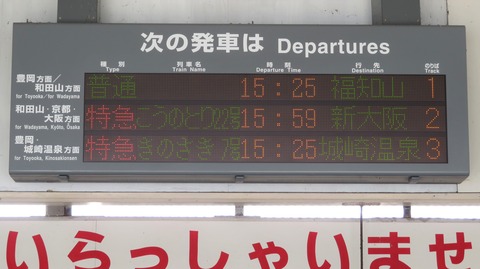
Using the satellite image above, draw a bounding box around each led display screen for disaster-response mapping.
[84,74,447,163]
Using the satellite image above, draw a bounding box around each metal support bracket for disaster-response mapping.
[58,0,99,23]
[403,203,412,218]
[235,204,245,217]
[46,205,71,217]
[372,0,421,25]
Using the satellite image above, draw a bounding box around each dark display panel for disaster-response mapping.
[84,73,447,163]
[10,24,469,183]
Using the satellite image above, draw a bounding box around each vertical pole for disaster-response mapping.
[360,204,364,269]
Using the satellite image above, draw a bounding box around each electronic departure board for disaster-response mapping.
[9,24,469,183]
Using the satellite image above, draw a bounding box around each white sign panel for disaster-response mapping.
[364,220,480,269]
[0,219,360,268]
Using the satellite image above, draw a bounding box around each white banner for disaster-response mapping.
[0,219,360,268]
